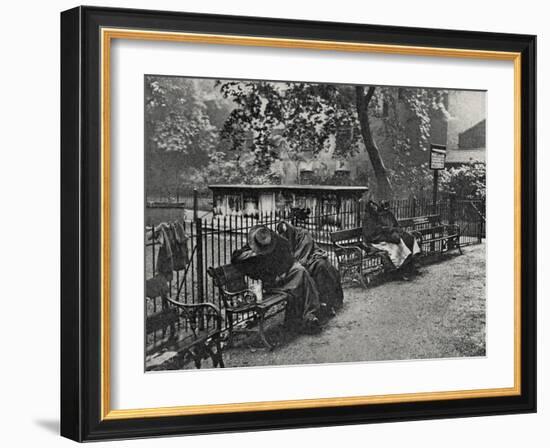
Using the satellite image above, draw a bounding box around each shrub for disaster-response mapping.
[439,163,486,199]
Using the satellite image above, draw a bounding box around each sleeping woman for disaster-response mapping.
[276,221,344,316]
[362,200,421,278]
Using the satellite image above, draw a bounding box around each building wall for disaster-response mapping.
[274,144,357,185]
[447,90,487,149]
[459,119,486,149]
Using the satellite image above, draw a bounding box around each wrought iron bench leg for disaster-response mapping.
[258,311,273,350]
[214,337,225,367]
[457,236,463,254]
[192,351,202,369]
[227,313,235,348]
[206,339,225,368]
[446,235,462,255]
[357,262,368,289]
[356,269,368,289]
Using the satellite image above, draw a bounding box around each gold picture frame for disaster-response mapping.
[61,6,536,441]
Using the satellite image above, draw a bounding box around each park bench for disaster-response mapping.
[329,228,386,288]
[398,214,462,256]
[145,297,224,371]
[330,213,461,287]
[208,264,288,350]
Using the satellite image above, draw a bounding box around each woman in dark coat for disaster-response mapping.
[231,225,321,332]
[276,221,344,315]
[362,200,421,275]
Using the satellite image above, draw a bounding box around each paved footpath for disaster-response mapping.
[218,244,486,369]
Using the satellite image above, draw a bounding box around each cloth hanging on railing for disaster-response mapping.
[149,221,191,285]
[156,225,174,281]
[169,221,190,271]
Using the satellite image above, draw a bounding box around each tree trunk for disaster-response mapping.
[355,86,393,200]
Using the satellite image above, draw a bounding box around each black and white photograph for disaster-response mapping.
[144,75,487,371]
[0,0,542,443]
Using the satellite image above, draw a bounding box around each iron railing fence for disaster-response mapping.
[145,195,485,350]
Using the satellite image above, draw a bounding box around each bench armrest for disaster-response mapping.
[163,297,223,331]
[334,242,363,254]
[219,287,258,310]
[334,243,364,263]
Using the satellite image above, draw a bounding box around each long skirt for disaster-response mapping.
[305,257,344,311]
[267,262,321,326]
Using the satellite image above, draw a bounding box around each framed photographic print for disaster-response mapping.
[60,6,536,441]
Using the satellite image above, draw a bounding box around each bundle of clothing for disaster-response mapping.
[146,221,190,299]
[362,200,421,274]
[231,225,322,333]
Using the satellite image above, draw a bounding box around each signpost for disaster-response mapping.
[430,144,447,211]
[430,144,446,252]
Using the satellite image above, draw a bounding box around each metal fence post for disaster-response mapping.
[477,203,483,243]
[194,190,204,303]
[193,189,205,330]
[449,194,457,226]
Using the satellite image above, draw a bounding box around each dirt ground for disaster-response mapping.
[219,243,486,368]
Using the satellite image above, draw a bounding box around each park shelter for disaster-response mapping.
[209,184,368,217]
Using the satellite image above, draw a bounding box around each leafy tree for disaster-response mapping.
[373,87,449,195]
[190,150,280,189]
[217,80,449,199]
[355,86,392,198]
[440,164,486,199]
[145,77,217,193]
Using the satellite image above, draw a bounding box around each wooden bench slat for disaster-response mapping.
[330,227,362,242]
[421,236,459,244]
[257,292,287,309]
[398,214,441,228]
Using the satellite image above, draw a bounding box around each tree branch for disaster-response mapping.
[365,86,375,106]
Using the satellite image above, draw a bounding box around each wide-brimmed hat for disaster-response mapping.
[248,225,276,255]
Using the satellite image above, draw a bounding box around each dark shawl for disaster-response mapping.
[277,221,326,267]
[231,230,320,322]
[362,202,416,251]
[278,222,343,309]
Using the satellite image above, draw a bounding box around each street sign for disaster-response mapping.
[430,144,447,170]
[429,144,447,218]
